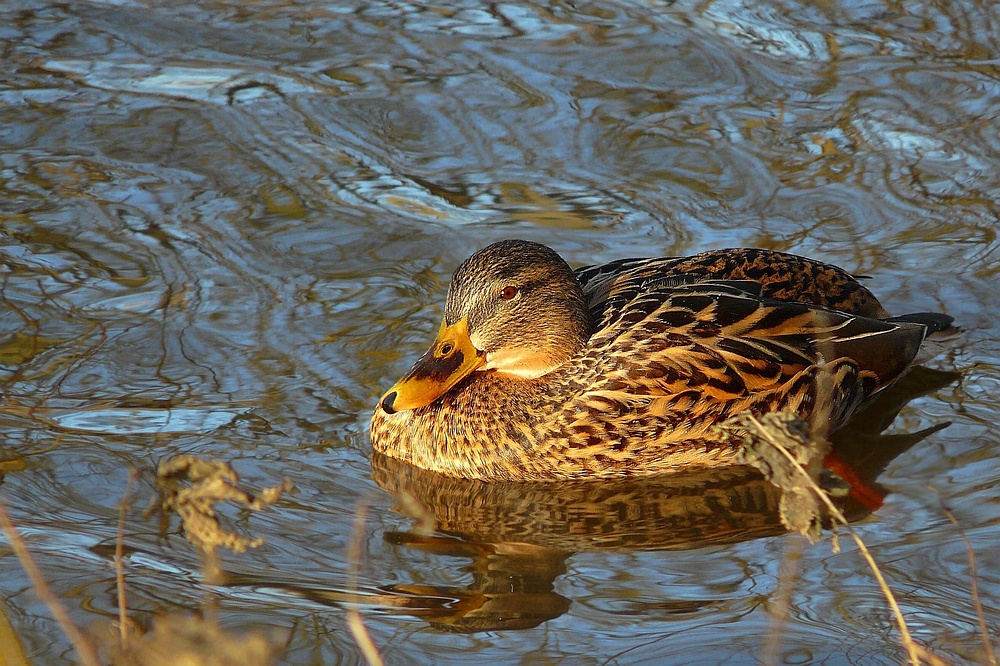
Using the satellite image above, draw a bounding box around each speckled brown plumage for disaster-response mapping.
[370,240,953,482]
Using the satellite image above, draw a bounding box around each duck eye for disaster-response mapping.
[439,343,454,355]
[500,285,518,300]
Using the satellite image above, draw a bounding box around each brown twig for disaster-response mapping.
[116,469,140,644]
[346,497,385,666]
[938,499,997,666]
[762,537,805,665]
[0,496,101,666]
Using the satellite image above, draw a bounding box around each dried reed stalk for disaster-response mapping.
[761,538,806,665]
[116,470,140,644]
[940,504,997,666]
[0,497,101,666]
[346,497,385,666]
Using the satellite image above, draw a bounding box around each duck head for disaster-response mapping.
[379,240,593,414]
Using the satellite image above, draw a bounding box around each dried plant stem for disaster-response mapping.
[116,470,139,644]
[745,414,922,666]
[762,538,805,666]
[940,504,997,666]
[0,497,101,666]
[346,497,384,666]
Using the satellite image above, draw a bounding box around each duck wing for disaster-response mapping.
[565,283,949,458]
[575,248,892,325]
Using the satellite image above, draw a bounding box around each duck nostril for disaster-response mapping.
[381,391,398,414]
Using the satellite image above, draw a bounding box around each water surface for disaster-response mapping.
[1,0,999,664]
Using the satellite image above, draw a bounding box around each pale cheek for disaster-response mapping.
[469,330,486,350]
[482,349,554,379]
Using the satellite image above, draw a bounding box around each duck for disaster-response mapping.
[369,240,954,482]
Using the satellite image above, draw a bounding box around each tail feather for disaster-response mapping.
[886,312,960,365]
[886,312,954,334]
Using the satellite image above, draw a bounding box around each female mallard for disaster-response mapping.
[370,240,953,482]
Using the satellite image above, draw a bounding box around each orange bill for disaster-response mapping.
[380,317,485,414]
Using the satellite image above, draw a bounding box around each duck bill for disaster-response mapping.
[379,317,485,414]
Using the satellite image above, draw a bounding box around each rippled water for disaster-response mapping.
[1,0,998,663]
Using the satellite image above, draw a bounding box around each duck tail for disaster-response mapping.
[886,312,961,365]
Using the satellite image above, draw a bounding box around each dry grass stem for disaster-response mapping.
[346,497,385,666]
[939,503,997,666]
[761,538,805,666]
[116,470,140,644]
[729,412,924,666]
[0,497,101,666]
[395,491,436,536]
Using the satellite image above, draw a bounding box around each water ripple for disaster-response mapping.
[0,0,997,663]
